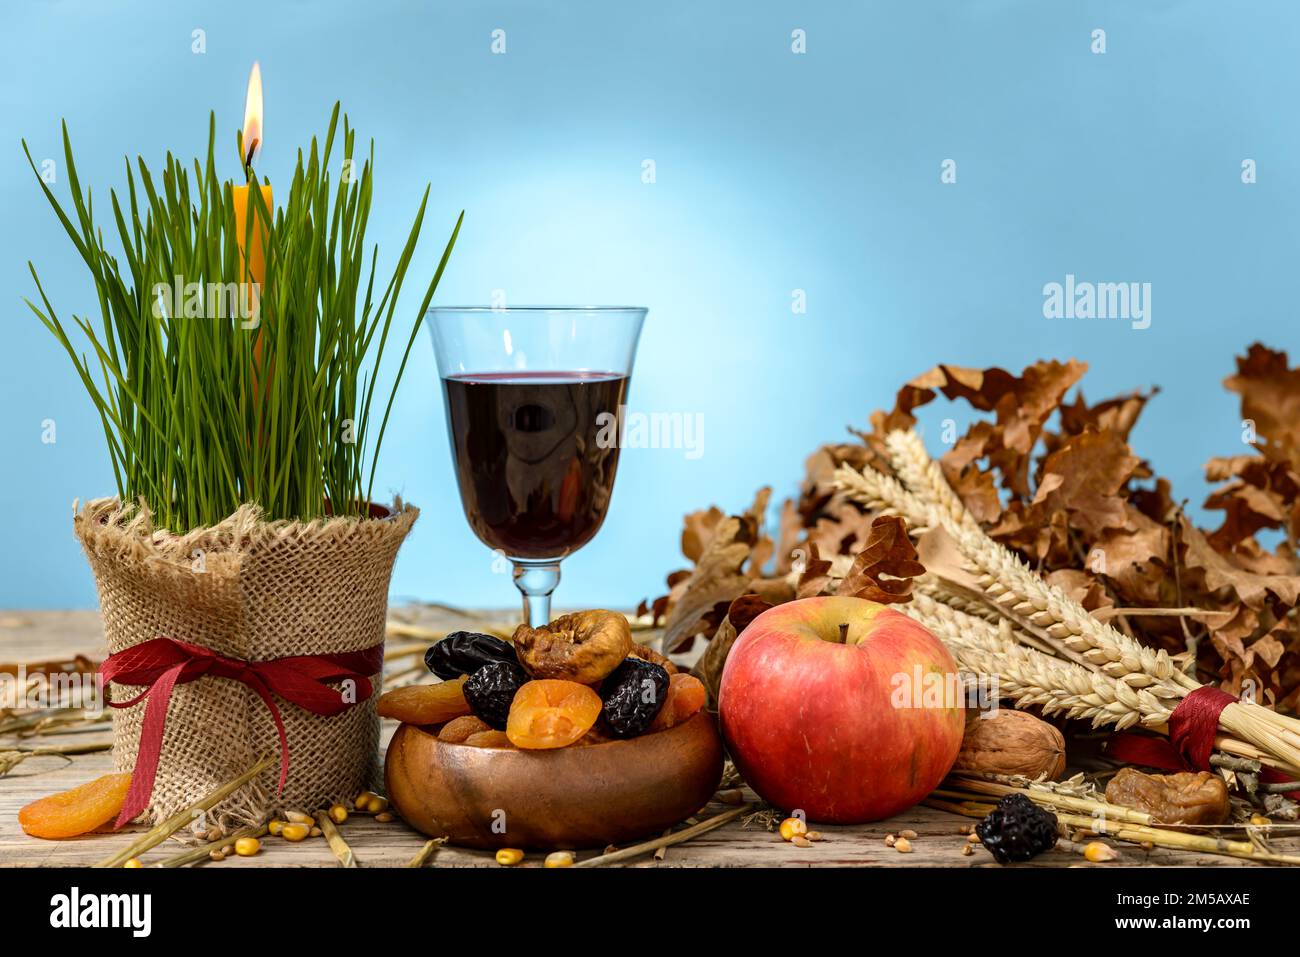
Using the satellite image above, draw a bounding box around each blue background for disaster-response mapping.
[3,0,1298,611]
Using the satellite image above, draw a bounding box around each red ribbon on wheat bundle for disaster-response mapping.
[1106,686,1294,783]
[99,636,384,828]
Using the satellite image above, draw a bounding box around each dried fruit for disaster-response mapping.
[463,660,527,730]
[464,730,513,748]
[600,658,669,738]
[647,673,707,732]
[377,676,471,725]
[953,710,1067,781]
[779,817,808,841]
[975,793,1059,864]
[438,714,493,743]
[513,610,633,683]
[425,632,518,680]
[496,848,524,866]
[1104,768,1229,825]
[627,643,678,675]
[506,680,603,750]
[18,772,132,839]
[791,835,812,848]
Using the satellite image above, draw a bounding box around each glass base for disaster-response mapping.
[512,560,561,628]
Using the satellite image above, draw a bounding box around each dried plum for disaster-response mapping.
[600,658,670,738]
[425,631,518,681]
[463,660,527,730]
[975,793,1059,864]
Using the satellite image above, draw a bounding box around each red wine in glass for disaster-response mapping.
[442,372,630,559]
[427,306,646,627]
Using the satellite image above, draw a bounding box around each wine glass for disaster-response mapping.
[426,306,646,627]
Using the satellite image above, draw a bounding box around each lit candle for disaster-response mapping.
[233,62,272,288]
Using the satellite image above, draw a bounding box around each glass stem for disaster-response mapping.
[512,561,561,628]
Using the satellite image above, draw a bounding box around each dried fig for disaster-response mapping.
[628,642,678,675]
[1104,768,1229,825]
[952,709,1067,781]
[512,610,633,683]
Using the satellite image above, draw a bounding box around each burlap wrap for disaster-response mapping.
[73,497,418,831]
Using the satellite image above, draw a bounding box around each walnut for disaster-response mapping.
[952,709,1067,780]
[1104,768,1229,825]
[512,610,633,683]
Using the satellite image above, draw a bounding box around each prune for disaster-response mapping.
[506,679,603,749]
[463,660,527,730]
[19,773,132,838]
[377,676,471,725]
[512,610,632,683]
[975,793,1059,864]
[600,658,670,738]
[425,631,518,680]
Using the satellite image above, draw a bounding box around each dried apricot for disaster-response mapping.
[506,679,602,749]
[438,714,492,743]
[464,730,513,748]
[512,610,632,684]
[648,673,707,732]
[377,676,471,725]
[19,773,132,839]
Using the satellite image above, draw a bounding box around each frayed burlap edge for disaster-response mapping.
[75,497,417,833]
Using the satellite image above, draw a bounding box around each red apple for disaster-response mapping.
[718,596,964,823]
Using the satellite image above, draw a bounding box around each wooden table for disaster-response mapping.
[0,608,1279,868]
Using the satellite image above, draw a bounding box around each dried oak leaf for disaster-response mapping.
[1032,430,1140,538]
[1224,343,1300,469]
[665,512,759,655]
[835,515,926,604]
[691,594,775,711]
[1054,388,1157,447]
[1181,524,1300,610]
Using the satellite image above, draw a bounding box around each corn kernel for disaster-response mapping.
[544,851,574,868]
[495,848,525,866]
[778,817,808,841]
[123,858,143,869]
[268,819,285,836]
[894,837,913,853]
[375,812,394,823]
[234,837,261,857]
[1083,840,1119,862]
[208,849,226,862]
[280,823,310,842]
[328,804,348,825]
[285,810,313,825]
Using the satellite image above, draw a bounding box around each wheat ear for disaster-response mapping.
[905,591,1172,731]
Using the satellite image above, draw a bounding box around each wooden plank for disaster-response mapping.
[0,609,1291,867]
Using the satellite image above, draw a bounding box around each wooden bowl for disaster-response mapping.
[384,711,724,849]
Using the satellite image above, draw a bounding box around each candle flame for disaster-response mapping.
[241,62,264,168]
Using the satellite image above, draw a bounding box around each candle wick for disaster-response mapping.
[243,138,259,181]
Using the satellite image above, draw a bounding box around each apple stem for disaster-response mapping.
[838,622,849,643]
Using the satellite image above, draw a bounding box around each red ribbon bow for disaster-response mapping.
[1106,686,1293,784]
[99,636,384,828]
